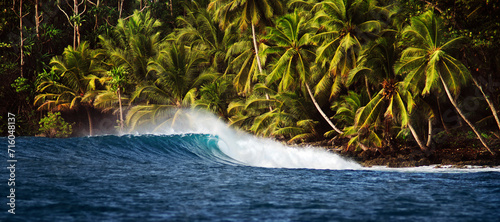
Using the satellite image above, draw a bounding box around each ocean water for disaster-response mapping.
[2,111,500,221]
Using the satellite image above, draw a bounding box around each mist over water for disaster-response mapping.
[127,109,361,170]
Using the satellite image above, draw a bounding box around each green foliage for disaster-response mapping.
[11,77,31,93]
[108,66,128,91]
[264,10,316,92]
[34,42,105,111]
[310,0,393,98]
[195,76,234,118]
[209,0,285,30]
[11,0,496,151]
[38,112,73,138]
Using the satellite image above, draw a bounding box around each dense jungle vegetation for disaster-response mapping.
[1,0,499,155]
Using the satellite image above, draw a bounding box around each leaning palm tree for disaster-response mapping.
[34,42,105,136]
[396,10,495,155]
[264,10,344,134]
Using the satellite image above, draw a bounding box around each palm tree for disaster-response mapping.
[396,10,495,155]
[349,79,430,153]
[208,0,284,74]
[94,66,129,133]
[311,0,391,98]
[126,44,205,130]
[224,37,266,95]
[194,76,234,118]
[34,42,105,136]
[348,35,398,99]
[99,10,162,84]
[227,86,318,142]
[346,35,430,153]
[174,1,235,73]
[264,10,344,134]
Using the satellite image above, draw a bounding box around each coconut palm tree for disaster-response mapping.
[126,44,206,130]
[348,79,430,153]
[348,35,398,99]
[99,10,162,83]
[264,10,344,134]
[396,10,495,155]
[208,0,284,74]
[227,86,317,142]
[346,35,431,153]
[174,1,235,73]
[194,76,234,119]
[224,37,267,95]
[94,65,129,133]
[34,42,105,136]
[311,0,391,98]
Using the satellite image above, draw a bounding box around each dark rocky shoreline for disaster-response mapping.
[298,130,500,168]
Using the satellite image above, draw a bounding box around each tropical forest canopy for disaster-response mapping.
[1,0,499,154]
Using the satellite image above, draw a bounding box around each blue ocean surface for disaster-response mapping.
[2,121,500,221]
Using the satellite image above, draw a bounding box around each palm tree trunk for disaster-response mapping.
[471,76,500,133]
[169,0,173,16]
[119,0,124,19]
[305,83,343,134]
[408,121,429,154]
[19,0,24,78]
[251,23,272,112]
[440,76,495,155]
[251,23,263,73]
[85,106,93,136]
[35,0,40,39]
[436,95,450,133]
[426,117,432,147]
[118,87,124,133]
[72,0,77,48]
[365,76,372,100]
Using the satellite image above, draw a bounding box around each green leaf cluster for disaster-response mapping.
[38,112,73,138]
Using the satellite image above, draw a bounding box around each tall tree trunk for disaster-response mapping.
[19,0,24,77]
[85,106,93,136]
[306,83,343,134]
[436,95,450,133]
[119,0,124,19]
[118,87,124,133]
[426,117,433,147]
[251,23,263,73]
[169,0,173,16]
[408,121,429,154]
[74,0,80,47]
[35,0,40,39]
[440,75,495,155]
[472,76,500,133]
[251,23,272,112]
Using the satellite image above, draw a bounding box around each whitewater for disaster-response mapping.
[1,109,500,221]
[127,109,361,170]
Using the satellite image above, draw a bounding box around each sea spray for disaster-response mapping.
[128,108,361,170]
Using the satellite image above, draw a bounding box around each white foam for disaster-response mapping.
[129,108,361,170]
[129,109,500,172]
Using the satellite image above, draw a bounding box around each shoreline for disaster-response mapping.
[297,137,500,168]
